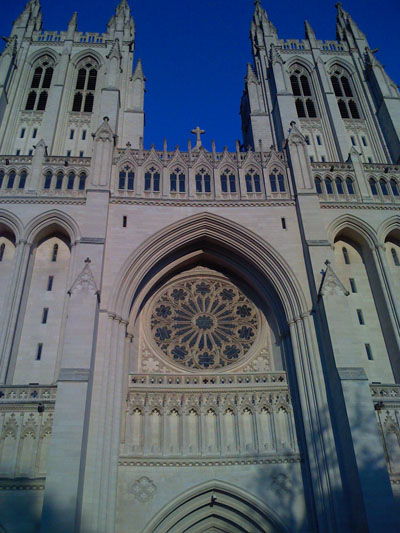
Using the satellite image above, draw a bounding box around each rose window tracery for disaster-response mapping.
[150,276,260,370]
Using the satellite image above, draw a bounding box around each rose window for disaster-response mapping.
[150,276,260,370]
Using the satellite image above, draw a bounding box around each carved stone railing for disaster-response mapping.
[0,385,56,485]
[121,373,300,466]
[371,384,400,485]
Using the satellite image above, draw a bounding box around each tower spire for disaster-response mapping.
[335,2,368,49]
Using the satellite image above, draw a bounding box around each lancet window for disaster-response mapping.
[220,169,237,193]
[269,168,286,193]
[144,166,161,192]
[25,56,54,111]
[290,66,317,118]
[170,168,185,193]
[195,168,211,193]
[118,165,135,191]
[330,67,360,119]
[245,168,261,193]
[72,59,98,113]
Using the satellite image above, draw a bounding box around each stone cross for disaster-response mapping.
[191,126,205,149]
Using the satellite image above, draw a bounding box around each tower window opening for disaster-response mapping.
[144,167,161,192]
[349,278,357,293]
[82,130,87,140]
[42,308,49,324]
[52,244,58,262]
[32,128,38,139]
[123,216,127,228]
[290,67,318,118]
[391,248,400,266]
[331,68,361,120]
[25,59,54,111]
[36,343,43,361]
[357,309,365,325]
[365,344,373,360]
[47,276,54,291]
[342,247,350,265]
[281,217,287,229]
[0,243,5,262]
[72,62,98,113]
[195,168,211,194]
[70,129,74,140]
[20,128,26,139]
[19,171,27,189]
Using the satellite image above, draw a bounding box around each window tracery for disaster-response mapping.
[330,66,360,119]
[118,164,135,191]
[170,168,185,193]
[220,169,236,193]
[149,275,260,370]
[290,66,317,119]
[72,59,98,113]
[144,166,160,192]
[269,168,286,193]
[195,168,211,193]
[25,56,54,111]
[245,168,261,193]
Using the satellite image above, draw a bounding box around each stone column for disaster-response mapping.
[0,239,32,383]
[40,259,99,533]
[337,367,399,532]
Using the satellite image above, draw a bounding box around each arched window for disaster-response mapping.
[55,171,63,190]
[325,177,333,195]
[391,248,400,266]
[342,247,350,265]
[67,172,75,190]
[290,66,317,118]
[18,171,27,189]
[25,57,54,111]
[78,172,87,191]
[7,171,16,189]
[269,173,277,192]
[144,166,161,192]
[269,168,286,193]
[44,171,52,189]
[72,59,98,113]
[315,177,322,194]
[346,177,355,195]
[0,243,5,262]
[369,178,378,196]
[194,168,211,193]
[51,243,58,262]
[380,179,389,196]
[335,177,344,195]
[170,168,185,193]
[390,179,399,197]
[330,67,360,119]
[118,165,135,191]
[220,169,236,193]
[0,170,4,189]
[245,168,261,193]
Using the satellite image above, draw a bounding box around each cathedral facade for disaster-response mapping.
[0,1,400,531]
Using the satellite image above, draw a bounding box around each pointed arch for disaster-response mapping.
[142,479,288,533]
[327,214,377,249]
[0,210,23,243]
[23,210,81,246]
[377,216,400,245]
[70,50,104,69]
[109,213,307,327]
[26,49,59,67]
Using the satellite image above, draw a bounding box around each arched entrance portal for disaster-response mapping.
[84,214,344,533]
[142,482,287,533]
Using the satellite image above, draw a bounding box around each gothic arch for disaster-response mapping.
[70,50,104,69]
[327,214,377,249]
[325,58,356,77]
[377,216,400,245]
[23,210,81,246]
[0,209,23,242]
[26,48,59,67]
[142,480,288,533]
[109,212,308,325]
[285,57,314,74]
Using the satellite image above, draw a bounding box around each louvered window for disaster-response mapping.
[72,61,98,113]
[25,58,54,111]
[330,68,361,120]
[290,67,318,119]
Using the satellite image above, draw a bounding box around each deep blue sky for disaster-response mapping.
[1,0,399,150]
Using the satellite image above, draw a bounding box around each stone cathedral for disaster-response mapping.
[0,0,400,531]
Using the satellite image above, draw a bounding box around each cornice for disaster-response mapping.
[119,455,302,468]
[110,198,295,208]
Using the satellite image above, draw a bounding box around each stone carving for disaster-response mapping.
[319,260,350,297]
[68,258,98,295]
[131,476,157,502]
[150,275,260,370]
[272,473,293,496]
[241,348,270,373]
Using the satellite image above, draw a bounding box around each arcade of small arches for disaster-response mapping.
[116,163,288,196]
[0,168,88,193]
